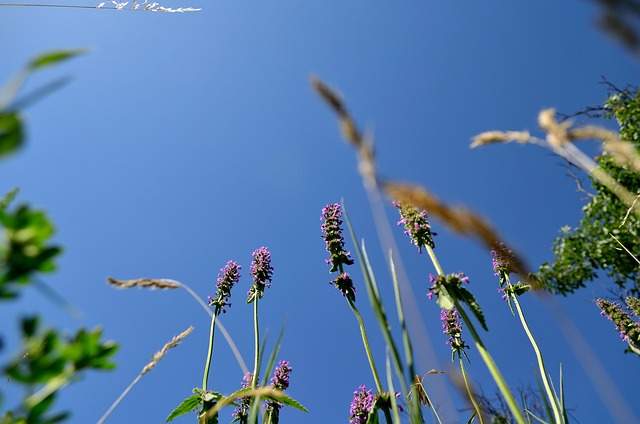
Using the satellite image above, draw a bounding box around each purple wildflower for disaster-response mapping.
[232,372,256,423]
[209,260,241,315]
[332,272,357,303]
[441,308,470,361]
[247,246,273,303]
[596,298,640,350]
[265,360,293,420]
[490,243,513,287]
[349,385,374,424]
[321,203,355,273]
[321,204,357,301]
[270,360,292,391]
[393,201,435,253]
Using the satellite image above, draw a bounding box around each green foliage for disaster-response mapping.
[0,50,119,424]
[0,113,24,158]
[2,316,117,423]
[0,201,62,299]
[538,86,640,297]
[166,392,206,422]
[27,49,87,72]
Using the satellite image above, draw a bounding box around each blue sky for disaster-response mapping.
[1,1,639,423]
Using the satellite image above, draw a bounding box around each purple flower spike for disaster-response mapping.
[233,372,256,421]
[596,298,640,350]
[393,201,435,253]
[441,308,470,361]
[247,246,274,303]
[490,243,513,287]
[321,203,355,273]
[209,260,241,315]
[270,360,292,391]
[321,203,357,301]
[349,385,374,424]
[265,360,293,416]
[332,272,357,303]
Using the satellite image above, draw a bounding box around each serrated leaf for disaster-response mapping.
[166,394,202,422]
[28,49,87,72]
[454,286,488,331]
[0,112,23,158]
[274,394,308,412]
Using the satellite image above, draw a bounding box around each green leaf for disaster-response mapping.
[0,112,24,158]
[264,394,308,413]
[166,394,202,422]
[0,187,19,212]
[453,285,488,331]
[28,49,88,72]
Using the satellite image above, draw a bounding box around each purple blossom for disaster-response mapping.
[270,360,292,391]
[233,372,256,422]
[332,272,357,303]
[440,308,469,360]
[490,243,513,286]
[247,247,273,302]
[321,203,355,273]
[393,201,435,253]
[265,360,293,417]
[209,260,241,315]
[349,385,374,424]
[596,298,640,349]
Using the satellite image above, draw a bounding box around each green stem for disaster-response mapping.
[509,284,562,423]
[425,246,444,276]
[347,297,384,393]
[425,245,525,424]
[252,298,259,389]
[454,301,526,424]
[459,356,484,424]
[202,310,219,391]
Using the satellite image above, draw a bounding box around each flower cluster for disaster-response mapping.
[321,203,356,302]
[247,246,274,303]
[596,298,640,351]
[490,243,513,287]
[427,272,469,300]
[208,260,241,315]
[265,360,293,418]
[232,372,256,422]
[441,308,470,361]
[349,385,374,424]
[270,360,292,392]
[321,203,355,272]
[393,200,435,253]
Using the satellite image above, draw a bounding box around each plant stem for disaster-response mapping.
[509,284,562,423]
[425,245,525,424]
[453,301,526,424]
[425,246,444,276]
[348,297,383,393]
[202,311,218,391]
[459,356,484,424]
[252,298,259,389]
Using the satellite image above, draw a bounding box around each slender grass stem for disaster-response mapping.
[459,356,484,424]
[202,311,218,391]
[347,297,384,393]
[97,373,142,424]
[169,279,248,374]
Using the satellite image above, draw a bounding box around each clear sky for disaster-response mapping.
[1,1,639,423]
